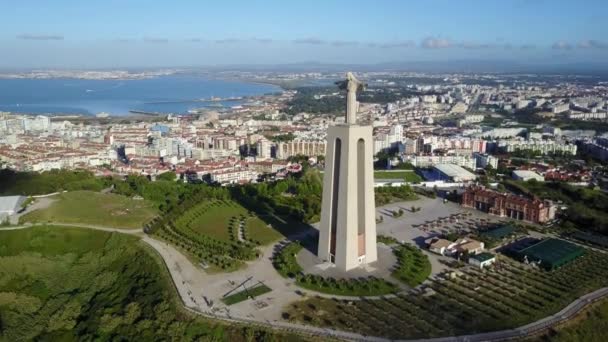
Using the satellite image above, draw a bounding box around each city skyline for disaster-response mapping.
[2,0,608,68]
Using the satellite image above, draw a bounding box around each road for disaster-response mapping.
[2,222,607,342]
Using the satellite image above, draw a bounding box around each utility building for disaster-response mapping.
[318,73,377,271]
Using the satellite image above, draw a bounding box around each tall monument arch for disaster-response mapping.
[318,72,377,271]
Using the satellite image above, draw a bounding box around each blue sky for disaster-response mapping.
[1,0,607,68]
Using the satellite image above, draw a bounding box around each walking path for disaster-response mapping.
[2,222,608,341]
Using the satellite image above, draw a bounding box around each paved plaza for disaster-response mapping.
[297,242,397,280]
[376,196,505,248]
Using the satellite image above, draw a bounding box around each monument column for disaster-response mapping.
[318,72,377,271]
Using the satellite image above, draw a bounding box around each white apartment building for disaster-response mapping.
[409,154,477,170]
[568,112,608,120]
[275,140,326,159]
[457,114,485,127]
[473,152,499,169]
[498,140,577,155]
[210,169,258,184]
[256,138,272,159]
[552,103,570,114]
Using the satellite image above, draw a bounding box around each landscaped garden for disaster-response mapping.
[284,249,608,339]
[174,200,281,245]
[0,226,289,341]
[19,190,158,229]
[391,244,432,287]
[154,199,283,272]
[273,242,398,296]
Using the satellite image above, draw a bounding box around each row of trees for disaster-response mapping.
[231,170,323,223]
[375,185,418,206]
[0,169,108,195]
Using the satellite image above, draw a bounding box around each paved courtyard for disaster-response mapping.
[376,196,505,248]
[297,242,397,280]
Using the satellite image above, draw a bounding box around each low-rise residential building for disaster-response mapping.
[425,237,454,255]
[453,237,485,255]
[469,252,497,269]
[210,169,258,184]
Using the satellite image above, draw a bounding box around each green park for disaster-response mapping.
[19,191,159,229]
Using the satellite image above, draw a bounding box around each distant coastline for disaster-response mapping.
[0,76,280,117]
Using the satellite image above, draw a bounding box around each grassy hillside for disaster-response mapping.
[0,226,296,341]
[536,299,608,342]
[20,191,158,229]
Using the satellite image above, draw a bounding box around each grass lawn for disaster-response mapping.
[177,200,282,245]
[160,200,284,273]
[374,171,423,183]
[221,284,272,305]
[19,190,158,229]
[246,217,282,245]
[180,202,242,241]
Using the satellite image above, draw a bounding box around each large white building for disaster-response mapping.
[410,154,477,170]
[433,164,477,182]
[0,115,51,134]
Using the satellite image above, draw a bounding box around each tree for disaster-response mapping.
[157,171,177,182]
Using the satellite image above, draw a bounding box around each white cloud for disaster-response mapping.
[552,41,572,50]
[578,40,608,49]
[421,37,452,49]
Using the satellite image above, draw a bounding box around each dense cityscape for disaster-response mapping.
[2,70,607,188]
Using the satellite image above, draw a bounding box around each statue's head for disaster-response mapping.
[335,72,366,92]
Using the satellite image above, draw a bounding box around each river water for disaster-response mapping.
[0,76,281,116]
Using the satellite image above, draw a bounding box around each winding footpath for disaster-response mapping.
[2,222,608,342]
